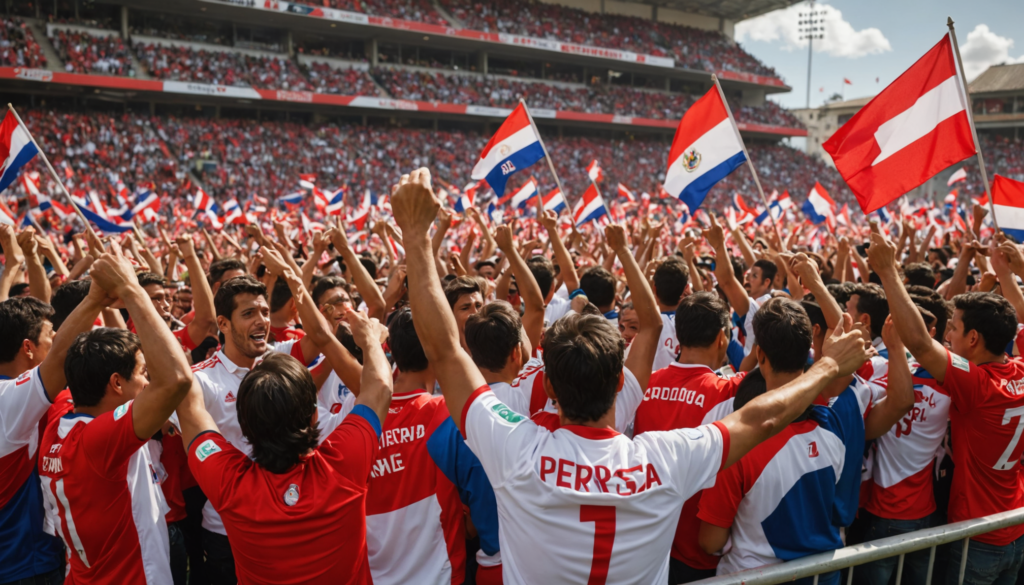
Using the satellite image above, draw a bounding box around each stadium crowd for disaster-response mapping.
[4,125,1024,585]
[47,27,134,76]
[437,0,779,77]
[133,43,314,91]
[0,16,47,69]
[303,62,382,96]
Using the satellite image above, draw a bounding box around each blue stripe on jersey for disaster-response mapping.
[0,468,63,581]
[350,404,383,438]
[816,390,866,527]
[426,417,501,557]
[727,338,745,371]
[761,464,843,562]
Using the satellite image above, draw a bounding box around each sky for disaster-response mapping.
[734,0,1024,109]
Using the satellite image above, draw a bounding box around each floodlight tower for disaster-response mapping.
[797,1,827,107]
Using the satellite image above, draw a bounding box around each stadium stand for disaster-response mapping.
[133,42,314,91]
[47,27,134,76]
[0,17,46,68]
[303,61,382,96]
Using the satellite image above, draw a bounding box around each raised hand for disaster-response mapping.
[995,240,1024,276]
[345,308,388,349]
[175,235,197,260]
[881,315,904,353]
[494,225,515,253]
[822,313,875,377]
[789,253,820,283]
[90,241,141,299]
[0,225,24,267]
[391,168,440,237]
[605,224,628,251]
[259,245,293,278]
[702,214,725,249]
[538,209,558,231]
[867,224,897,273]
[16,227,38,258]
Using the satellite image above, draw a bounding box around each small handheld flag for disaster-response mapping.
[572,184,607,226]
[992,175,1024,242]
[0,111,39,194]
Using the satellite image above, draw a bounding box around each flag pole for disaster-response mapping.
[6,104,99,240]
[711,77,784,243]
[519,99,576,227]
[946,17,999,231]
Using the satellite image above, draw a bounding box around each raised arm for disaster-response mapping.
[346,308,392,425]
[36,235,69,278]
[91,243,193,440]
[18,229,50,302]
[178,235,217,345]
[494,227,541,355]
[539,203,579,293]
[864,316,914,440]
[705,215,749,317]
[261,245,363,395]
[731,227,756,269]
[944,242,978,300]
[392,169,487,428]
[993,240,1024,323]
[791,254,842,329]
[302,232,329,291]
[330,226,387,321]
[718,314,871,468]
[867,227,948,384]
[0,225,24,302]
[611,224,663,389]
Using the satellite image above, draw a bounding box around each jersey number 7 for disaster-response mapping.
[580,505,616,585]
[996,406,1024,471]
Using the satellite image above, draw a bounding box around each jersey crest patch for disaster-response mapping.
[491,402,525,424]
[284,484,300,506]
[114,402,130,420]
[682,428,704,440]
[195,439,222,462]
[951,353,970,372]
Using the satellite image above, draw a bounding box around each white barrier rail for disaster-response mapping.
[688,507,1024,585]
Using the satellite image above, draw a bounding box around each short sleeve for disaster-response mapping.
[634,421,730,501]
[82,401,148,479]
[461,387,542,488]
[174,325,199,352]
[742,299,759,353]
[318,405,381,485]
[187,431,248,512]
[697,460,746,529]
[613,367,644,434]
[0,367,51,451]
[941,349,986,413]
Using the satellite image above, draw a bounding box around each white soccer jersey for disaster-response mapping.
[319,370,357,418]
[0,368,50,509]
[462,386,729,585]
[186,350,344,535]
[494,359,644,434]
[742,293,772,354]
[625,312,679,373]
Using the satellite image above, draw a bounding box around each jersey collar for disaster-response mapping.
[560,425,620,440]
[216,350,249,376]
[669,362,716,373]
[392,388,430,400]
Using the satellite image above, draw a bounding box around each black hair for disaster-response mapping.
[541,314,623,423]
[311,276,349,306]
[50,279,90,331]
[653,257,689,307]
[65,328,140,407]
[851,283,889,340]
[752,297,812,373]
[579,267,616,309]
[208,258,247,287]
[387,307,428,373]
[952,292,1018,355]
[675,292,730,349]
[527,255,556,298]
[214,276,267,319]
[0,297,55,363]
[465,301,522,372]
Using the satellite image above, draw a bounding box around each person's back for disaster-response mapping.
[633,292,745,582]
[187,416,377,584]
[365,391,465,585]
[466,387,728,584]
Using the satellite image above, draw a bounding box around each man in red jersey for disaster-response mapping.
[870,228,1024,585]
[175,304,392,585]
[37,242,194,584]
[633,291,744,583]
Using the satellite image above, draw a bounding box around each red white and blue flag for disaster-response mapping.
[471,103,545,197]
[802,182,836,226]
[279,191,305,210]
[194,187,216,212]
[325,187,345,216]
[823,34,975,212]
[542,188,566,214]
[993,175,1024,242]
[663,86,746,213]
[223,199,246,224]
[617,183,636,203]
[348,189,372,230]
[510,177,538,209]
[0,112,39,195]
[572,184,607,226]
[454,181,482,213]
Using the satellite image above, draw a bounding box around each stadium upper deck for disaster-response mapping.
[1,0,805,138]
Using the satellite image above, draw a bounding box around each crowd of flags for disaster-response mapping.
[2,24,1024,246]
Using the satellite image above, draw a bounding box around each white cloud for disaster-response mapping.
[736,3,891,59]
[960,24,1024,81]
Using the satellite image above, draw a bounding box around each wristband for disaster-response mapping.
[568,288,586,299]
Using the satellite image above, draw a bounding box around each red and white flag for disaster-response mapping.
[586,160,603,183]
[823,34,975,212]
[617,183,635,203]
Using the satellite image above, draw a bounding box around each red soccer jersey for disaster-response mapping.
[365,390,466,585]
[157,434,189,523]
[942,350,1024,545]
[187,405,381,585]
[173,324,199,353]
[38,401,173,584]
[633,363,745,570]
[269,325,305,343]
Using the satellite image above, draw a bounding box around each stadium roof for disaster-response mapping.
[969,63,1024,95]
[645,0,802,21]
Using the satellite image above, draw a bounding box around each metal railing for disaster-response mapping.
[688,507,1024,585]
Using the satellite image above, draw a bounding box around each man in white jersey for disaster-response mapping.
[391,168,874,585]
[706,215,775,355]
[182,248,361,584]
